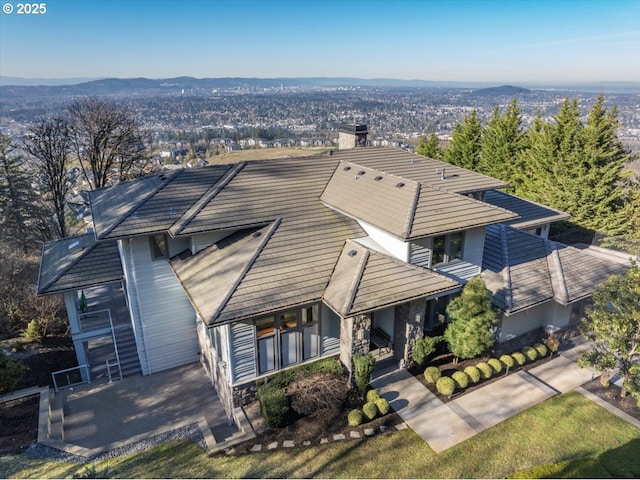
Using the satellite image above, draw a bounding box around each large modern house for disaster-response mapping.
[37,126,632,421]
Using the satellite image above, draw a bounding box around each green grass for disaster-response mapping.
[2,391,639,479]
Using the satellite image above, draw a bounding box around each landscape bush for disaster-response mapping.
[476,362,493,380]
[366,389,380,403]
[424,366,442,383]
[362,401,378,421]
[258,384,289,428]
[511,351,527,366]
[411,334,442,369]
[436,376,456,396]
[451,370,470,389]
[522,346,538,362]
[500,354,515,369]
[286,372,348,415]
[0,350,27,395]
[488,357,503,374]
[22,318,43,343]
[353,353,376,391]
[375,397,390,416]
[347,409,363,426]
[464,365,481,384]
[533,342,548,357]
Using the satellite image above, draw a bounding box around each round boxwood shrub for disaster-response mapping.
[424,366,442,384]
[522,346,538,362]
[464,365,481,384]
[488,358,503,374]
[533,343,548,357]
[476,362,493,380]
[511,351,526,366]
[375,397,390,416]
[436,376,456,396]
[366,389,380,403]
[451,370,470,389]
[348,408,363,426]
[363,401,378,421]
[500,354,515,369]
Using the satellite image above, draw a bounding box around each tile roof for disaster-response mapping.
[324,240,460,317]
[484,190,570,229]
[37,234,123,295]
[321,161,518,239]
[482,224,631,314]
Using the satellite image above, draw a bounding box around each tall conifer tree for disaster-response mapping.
[443,109,482,170]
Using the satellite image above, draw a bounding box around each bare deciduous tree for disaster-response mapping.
[68,97,146,189]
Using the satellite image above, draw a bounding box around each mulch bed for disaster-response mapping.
[0,394,39,455]
[582,378,640,421]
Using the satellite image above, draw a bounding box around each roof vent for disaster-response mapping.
[253,231,262,238]
[357,170,366,176]
[347,250,358,257]
[374,176,383,181]
[396,182,405,188]
[343,166,351,171]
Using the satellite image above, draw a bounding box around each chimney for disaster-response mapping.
[338,124,368,150]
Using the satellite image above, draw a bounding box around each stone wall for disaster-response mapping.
[232,382,258,407]
[394,299,426,366]
[340,313,371,372]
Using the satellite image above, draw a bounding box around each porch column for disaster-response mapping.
[340,313,371,372]
[394,299,426,366]
[63,290,90,382]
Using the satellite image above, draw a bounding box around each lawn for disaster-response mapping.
[2,391,638,479]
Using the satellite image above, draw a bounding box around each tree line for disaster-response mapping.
[417,96,640,250]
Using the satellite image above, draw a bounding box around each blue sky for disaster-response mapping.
[1,0,639,83]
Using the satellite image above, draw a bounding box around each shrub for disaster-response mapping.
[451,370,470,389]
[424,366,442,384]
[375,397,390,416]
[476,362,493,380]
[258,384,289,428]
[464,365,481,384]
[366,389,380,403]
[347,409,363,426]
[488,358,503,374]
[286,372,348,415]
[22,319,43,343]
[533,343,548,357]
[436,376,456,396]
[411,335,442,369]
[0,350,26,395]
[500,354,515,369]
[522,346,538,362]
[353,353,376,391]
[545,334,560,354]
[511,351,526,366]
[362,401,378,421]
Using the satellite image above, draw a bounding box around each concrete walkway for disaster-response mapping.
[371,338,634,453]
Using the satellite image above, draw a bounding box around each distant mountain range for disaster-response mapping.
[1,76,638,96]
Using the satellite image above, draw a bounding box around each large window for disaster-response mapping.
[431,231,464,266]
[149,234,169,260]
[255,305,320,375]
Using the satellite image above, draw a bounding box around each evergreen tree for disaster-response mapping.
[443,109,483,170]
[444,276,498,362]
[478,99,526,192]
[416,133,443,159]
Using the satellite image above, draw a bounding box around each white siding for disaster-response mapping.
[358,221,409,261]
[230,320,256,384]
[169,236,191,257]
[126,236,199,374]
[409,237,431,267]
[499,301,572,342]
[372,306,394,338]
[462,226,485,267]
[190,229,238,254]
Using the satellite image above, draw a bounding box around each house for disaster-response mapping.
[37,125,632,422]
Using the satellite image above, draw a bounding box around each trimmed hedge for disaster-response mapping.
[500,354,515,369]
[522,346,538,362]
[436,376,456,396]
[464,365,481,384]
[451,370,470,389]
[488,358,503,374]
[258,384,289,428]
[424,366,442,384]
[348,409,363,426]
[533,342,548,357]
[476,362,493,380]
[375,397,390,416]
[512,351,527,366]
[366,389,380,403]
[363,401,378,421]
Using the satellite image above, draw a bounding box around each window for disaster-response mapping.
[149,234,168,260]
[431,232,464,266]
[302,305,319,360]
[256,316,276,374]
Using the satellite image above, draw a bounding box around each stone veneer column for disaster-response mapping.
[394,299,426,366]
[340,313,371,372]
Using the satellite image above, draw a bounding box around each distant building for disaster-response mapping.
[338,124,368,149]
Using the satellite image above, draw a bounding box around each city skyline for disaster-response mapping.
[1,0,639,84]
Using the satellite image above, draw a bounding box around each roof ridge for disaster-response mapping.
[342,242,370,316]
[95,169,182,240]
[404,182,421,239]
[499,224,513,312]
[169,161,246,236]
[37,234,99,294]
[545,240,570,304]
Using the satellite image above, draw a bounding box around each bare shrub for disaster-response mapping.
[286,372,348,416]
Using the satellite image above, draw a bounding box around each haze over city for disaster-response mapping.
[1,0,639,84]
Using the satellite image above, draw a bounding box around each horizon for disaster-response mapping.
[1,0,639,84]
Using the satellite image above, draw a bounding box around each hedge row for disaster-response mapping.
[348,388,391,426]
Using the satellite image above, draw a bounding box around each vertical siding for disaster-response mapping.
[129,236,199,374]
[321,304,341,355]
[169,236,191,257]
[463,226,485,267]
[372,306,395,338]
[230,320,256,384]
[409,237,431,267]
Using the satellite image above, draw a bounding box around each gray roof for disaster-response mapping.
[484,190,570,229]
[324,240,460,317]
[482,224,631,314]
[332,147,509,194]
[321,161,518,239]
[37,234,123,295]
